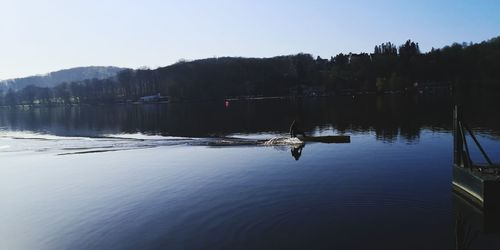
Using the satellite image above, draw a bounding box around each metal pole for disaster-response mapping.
[459,121,473,168]
[453,106,463,167]
[464,125,494,166]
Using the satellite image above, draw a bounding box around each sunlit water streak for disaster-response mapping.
[0,131,309,156]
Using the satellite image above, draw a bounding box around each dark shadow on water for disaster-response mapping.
[455,211,479,250]
[453,192,500,249]
[291,144,304,161]
[57,148,133,155]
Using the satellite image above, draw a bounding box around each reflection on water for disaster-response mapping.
[291,144,304,160]
[1,95,499,141]
[453,189,500,249]
[0,96,447,139]
[455,211,479,250]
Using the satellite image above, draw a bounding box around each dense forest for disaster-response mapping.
[1,36,499,106]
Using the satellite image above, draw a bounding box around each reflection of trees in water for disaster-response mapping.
[455,212,478,250]
[1,95,500,142]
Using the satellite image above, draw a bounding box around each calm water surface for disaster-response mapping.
[1,96,500,249]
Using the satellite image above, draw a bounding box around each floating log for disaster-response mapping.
[301,135,350,143]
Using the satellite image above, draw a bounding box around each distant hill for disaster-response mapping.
[1,36,500,106]
[0,66,128,91]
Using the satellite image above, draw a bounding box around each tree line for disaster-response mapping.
[1,36,499,106]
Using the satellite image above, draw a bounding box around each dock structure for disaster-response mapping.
[452,106,500,210]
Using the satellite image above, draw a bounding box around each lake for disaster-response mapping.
[1,95,500,249]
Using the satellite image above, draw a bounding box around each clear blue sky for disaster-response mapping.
[1,0,499,79]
